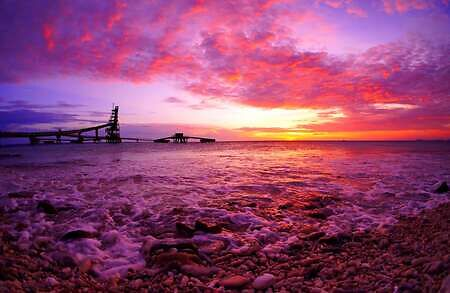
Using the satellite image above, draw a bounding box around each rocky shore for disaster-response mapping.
[1,200,449,292]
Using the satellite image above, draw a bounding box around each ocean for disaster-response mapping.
[1,141,449,278]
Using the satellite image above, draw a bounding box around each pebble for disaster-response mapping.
[302,231,326,241]
[46,277,59,287]
[439,275,450,293]
[61,229,96,241]
[435,182,449,194]
[79,258,92,273]
[37,200,57,214]
[130,278,143,289]
[252,273,275,289]
[220,275,250,288]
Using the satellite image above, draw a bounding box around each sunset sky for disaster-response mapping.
[0,0,449,140]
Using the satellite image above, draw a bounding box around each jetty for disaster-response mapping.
[154,133,215,143]
[0,106,215,144]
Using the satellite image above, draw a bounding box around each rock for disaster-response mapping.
[378,238,389,249]
[319,232,352,246]
[411,256,429,266]
[424,260,444,274]
[304,264,323,280]
[61,229,96,241]
[33,236,53,249]
[302,231,326,241]
[180,264,217,277]
[230,243,261,256]
[154,251,202,268]
[163,275,174,286]
[435,182,449,194]
[141,238,198,258]
[180,275,189,287]
[278,202,294,210]
[176,221,223,238]
[176,222,195,238]
[287,240,304,252]
[52,252,77,267]
[439,275,450,293]
[46,277,59,287]
[130,279,143,289]
[252,273,275,289]
[37,200,57,214]
[220,275,250,288]
[307,208,334,220]
[194,220,223,234]
[79,258,92,273]
[246,202,257,208]
[7,191,36,198]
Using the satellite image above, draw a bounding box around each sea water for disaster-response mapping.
[1,141,449,277]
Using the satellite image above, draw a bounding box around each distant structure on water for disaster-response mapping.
[154,133,215,143]
[0,106,215,145]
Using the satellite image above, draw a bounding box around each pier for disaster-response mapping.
[0,106,150,144]
[154,133,215,143]
[0,106,215,144]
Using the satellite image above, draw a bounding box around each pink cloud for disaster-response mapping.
[0,0,449,137]
[346,6,368,17]
[382,0,435,13]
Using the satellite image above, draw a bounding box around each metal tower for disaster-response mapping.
[105,105,122,143]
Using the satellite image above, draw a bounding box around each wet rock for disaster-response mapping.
[439,275,450,293]
[319,232,351,246]
[287,240,305,252]
[51,252,77,268]
[7,191,36,198]
[220,275,250,288]
[197,238,226,255]
[378,238,389,249]
[33,236,53,249]
[252,273,275,289]
[180,264,217,277]
[79,258,92,273]
[246,202,257,208]
[37,200,57,214]
[411,256,430,266]
[176,222,195,238]
[142,238,198,257]
[130,279,143,289]
[194,220,223,234]
[279,202,294,210]
[424,260,444,274]
[163,275,174,286]
[307,208,334,220]
[304,264,323,280]
[154,251,202,268]
[302,231,326,241]
[230,242,261,256]
[180,275,189,287]
[61,229,96,241]
[303,196,339,210]
[46,277,59,287]
[435,182,449,194]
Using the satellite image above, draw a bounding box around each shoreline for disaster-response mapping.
[1,202,449,292]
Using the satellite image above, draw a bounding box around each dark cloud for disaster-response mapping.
[0,110,76,129]
[0,100,84,110]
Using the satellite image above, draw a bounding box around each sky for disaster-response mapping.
[0,0,449,141]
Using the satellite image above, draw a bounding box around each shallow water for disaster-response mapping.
[1,141,449,278]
